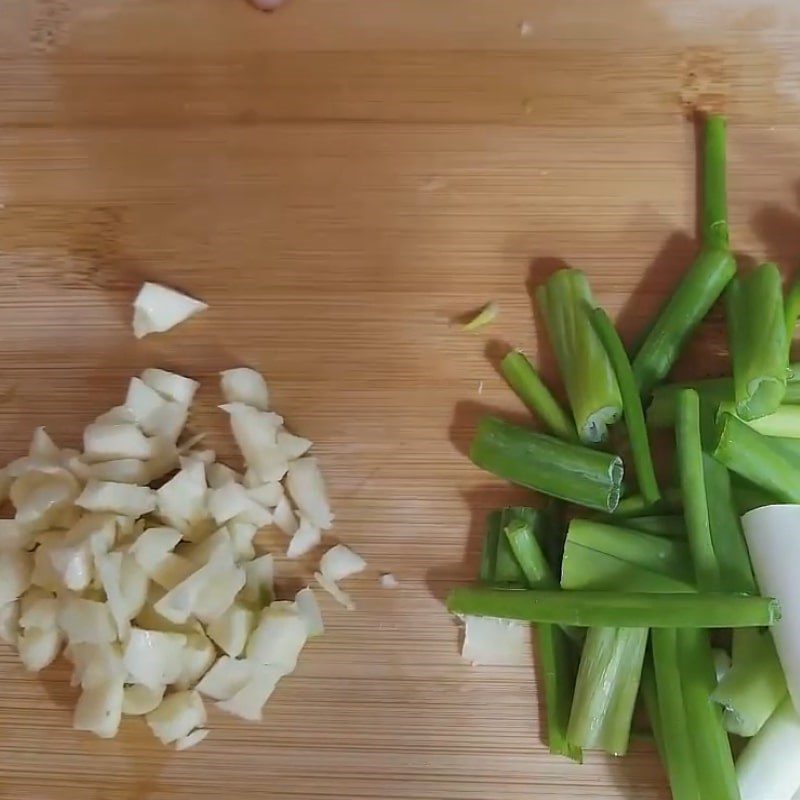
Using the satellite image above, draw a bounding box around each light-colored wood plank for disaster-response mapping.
[1,1,799,797]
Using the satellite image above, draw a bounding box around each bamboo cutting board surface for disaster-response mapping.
[1,1,800,797]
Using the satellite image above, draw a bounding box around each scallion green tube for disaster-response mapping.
[499,510,582,762]
[500,350,577,441]
[612,488,682,517]
[712,412,800,503]
[785,278,800,343]
[712,629,787,738]
[718,402,800,439]
[632,117,736,396]
[727,262,788,420]
[647,366,800,429]
[591,306,660,504]
[703,115,729,249]
[703,453,757,594]
[479,511,501,583]
[565,520,694,583]
[504,518,557,589]
[561,544,696,593]
[640,657,665,761]
[470,416,624,512]
[651,628,701,800]
[446,587,779,628]
[676,389,720,591]
[677,627,740,800]
[536,269,622,443]
[633,248,736,395]
[566,626,648,756]
[617,514,687,539]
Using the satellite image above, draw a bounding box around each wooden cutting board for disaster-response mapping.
[1,1,799,797]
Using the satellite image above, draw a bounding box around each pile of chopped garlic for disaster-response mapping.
[0,366,366,748]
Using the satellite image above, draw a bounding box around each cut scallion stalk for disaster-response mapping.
[712,413,800,503]
[651,628,701,800]
[703,453,757,594]
[785,278,800,344]
[446,587,779,628]
[702,115,729,249]
[566,626,648,756]
[479,511,501,583]
[677,627,740,800]
[612,488,682,517]
[470,416,624,512]
[632,247,735,396]
[536,269,622,443]
[615,514,687,539]
[561,543,696,593]
[565,520,694,582]
[504,518,557,589]
[727,262,788,420]
[712,629,787,738]
[648,366,800,428]
[717,402,800,439]
[632,117,735,395]
[500,350,577,441]
[498,509,582,763]
[591,306,660,504]
[676,389,721,590]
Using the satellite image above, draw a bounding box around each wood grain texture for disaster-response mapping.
[1,0,800,797]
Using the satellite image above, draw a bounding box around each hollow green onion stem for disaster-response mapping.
[499,509,582,763]
[647,365,800,429]
[712,412,800,503]
[703,115,729,249]
[676,389,720,591]
[446,587,779,628]
[566,626,648,756]
[712,629,787,738]
[786,279,800,343]
[470,416,624,512]
[718,402,800,439]
[500,350,577,441]
[566,520,693,582]
[536,269,622,443]
[651,628,700,800]
[677,628,740,800]
[632,117,735,396]
[726,262,788,420]
[591,306,660,504]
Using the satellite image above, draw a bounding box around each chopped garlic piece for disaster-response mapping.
[124,628,187,688]
[216,664,282,722]
[76,481,156,517]
[74,679,124,738]
[18,626,62,671]
[285,457,333,529]
[175,728,210,750]
[320,544,366,582]
[146,690,206,744]
[314,571,355,611]
[133,282,208,339]
[220,368,269,411]
[295,588,324,637]
[379,573,399,589]
[196,656,253,701]
[246,603,307,674]
[461,615,531,666]
[207,603,255,658]
[140,369,199,405]
[286,517,321,559]
[123,683,166,715]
